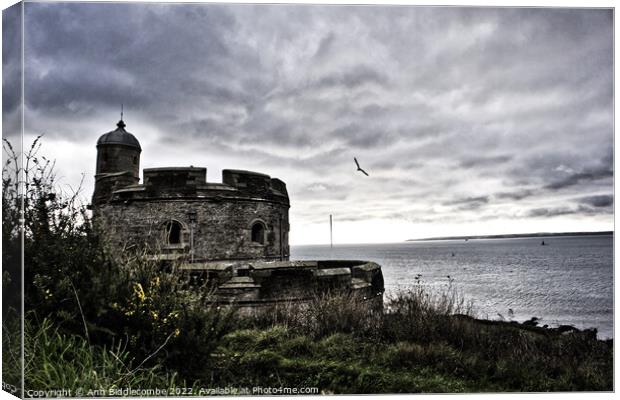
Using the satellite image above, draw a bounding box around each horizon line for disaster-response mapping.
[291,229,614,246]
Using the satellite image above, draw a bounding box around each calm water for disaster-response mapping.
[291,235,614,339]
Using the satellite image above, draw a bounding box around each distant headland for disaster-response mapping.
[408,231,613,242]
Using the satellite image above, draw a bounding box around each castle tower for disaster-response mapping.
[92,118,142,207]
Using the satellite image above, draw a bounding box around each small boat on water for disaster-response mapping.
[541,240,546,246]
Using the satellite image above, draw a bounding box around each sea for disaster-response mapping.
[291,234,614,339]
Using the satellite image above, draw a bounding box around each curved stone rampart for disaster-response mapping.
[180,260,385,315]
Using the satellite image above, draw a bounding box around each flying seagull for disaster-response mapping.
[354,157,369,176]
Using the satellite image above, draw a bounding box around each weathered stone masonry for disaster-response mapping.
[92,120,290,262]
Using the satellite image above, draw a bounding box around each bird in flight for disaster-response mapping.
[354,157,369,176]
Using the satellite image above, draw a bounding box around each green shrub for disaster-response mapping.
[3,138,238,385]
[246,290,383,340]
[279,335,316,357]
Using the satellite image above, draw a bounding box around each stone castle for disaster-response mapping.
[92,118,384,313]
[92,119,290,263]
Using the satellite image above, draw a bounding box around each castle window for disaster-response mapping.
[164,220,183,245]
[251,222,265,245]
[133,156,138,165]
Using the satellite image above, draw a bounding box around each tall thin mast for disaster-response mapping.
[330,214,333,248]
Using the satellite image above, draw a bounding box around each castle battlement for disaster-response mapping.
[92,119,290,263]
[108,167,289,205]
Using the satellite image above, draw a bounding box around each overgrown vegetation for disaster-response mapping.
[2,139,614,394]
[23,317,180,392]
[2,138,237,390]
[225,284,612,392]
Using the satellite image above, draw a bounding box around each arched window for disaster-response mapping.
[164,220,183,245]
[251,222,265,244]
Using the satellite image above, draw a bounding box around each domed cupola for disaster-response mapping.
[92,118,142,207]
[97,119,141,150]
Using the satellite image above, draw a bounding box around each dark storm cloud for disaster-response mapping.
[544,166,613,191]
[2,3,23,151]
[526,207,576,218]
[526,203,613,218]
[578,194,614,208]
[23,3,245,124]
[17,3,613,239]
[2,3,21,116]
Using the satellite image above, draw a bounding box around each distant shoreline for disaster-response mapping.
[407,231,613,242]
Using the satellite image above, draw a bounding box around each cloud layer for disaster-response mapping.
[4,3,613,243]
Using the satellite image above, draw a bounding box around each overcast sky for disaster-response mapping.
[2,3,614,244]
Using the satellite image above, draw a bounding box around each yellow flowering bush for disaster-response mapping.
[110,260,186,359]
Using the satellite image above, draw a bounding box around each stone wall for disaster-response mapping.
[178,260,385,316]
[99,198,289,261]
